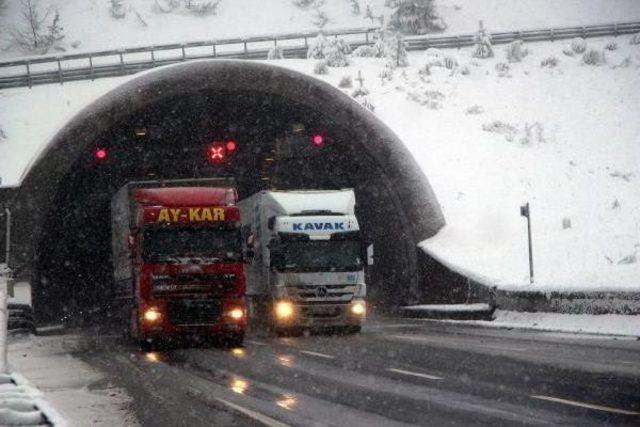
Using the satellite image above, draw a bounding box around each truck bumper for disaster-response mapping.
[276,302,365,329]
[139,299,246,341]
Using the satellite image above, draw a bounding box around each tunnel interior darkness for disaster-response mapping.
[34,88,420,322]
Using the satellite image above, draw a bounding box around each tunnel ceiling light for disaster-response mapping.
[311,134,325,147]
[94,147,108,161]
[134,126,147,137]
[292,123,305,134]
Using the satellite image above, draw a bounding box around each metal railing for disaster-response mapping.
[0,21,638,90]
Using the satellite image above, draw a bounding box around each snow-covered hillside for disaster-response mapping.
[1,0,640,59]
[1,33,639,293]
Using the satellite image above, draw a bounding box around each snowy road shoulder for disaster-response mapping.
[425,310,640,338]
[8,333,138,426]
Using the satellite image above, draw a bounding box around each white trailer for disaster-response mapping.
[238,189,369,334]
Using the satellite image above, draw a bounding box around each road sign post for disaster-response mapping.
[0,208,10,373]
[520,202,534,284]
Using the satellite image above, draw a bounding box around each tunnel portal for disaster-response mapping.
[7,60,447,322]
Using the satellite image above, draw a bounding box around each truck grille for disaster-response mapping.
[153,274,236,295]
[286,284,356,304]
[166,299,221,325]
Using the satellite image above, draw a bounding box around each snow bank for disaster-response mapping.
[9,335,138,426]
[440,309,640,337]
[403,303,493,313]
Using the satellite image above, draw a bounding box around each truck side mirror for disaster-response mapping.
[367,243,374,266]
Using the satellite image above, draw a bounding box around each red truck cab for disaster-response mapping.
[111,180,246,348]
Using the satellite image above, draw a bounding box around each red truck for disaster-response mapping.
[111,179,247,349]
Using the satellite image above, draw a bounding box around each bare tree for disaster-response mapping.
[11,0,50,51]
[11,0,65,54]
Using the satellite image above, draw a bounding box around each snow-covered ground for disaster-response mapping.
[1,34,639,294]
[437,309,640,337]
[1,0,640,60]
[8,334,138,426]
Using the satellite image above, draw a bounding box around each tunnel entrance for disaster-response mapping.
[8,60,446,323]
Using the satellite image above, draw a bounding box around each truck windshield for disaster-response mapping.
[276,240,362,272]
[142,227,241,262]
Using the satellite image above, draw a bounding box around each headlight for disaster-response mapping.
[143,307,162,322]
[275,301,294,319]
[351,301,366,316]
[229,308,244,320]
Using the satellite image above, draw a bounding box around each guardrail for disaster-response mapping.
[0,21,638,90]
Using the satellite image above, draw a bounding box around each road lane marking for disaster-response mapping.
[300,350,336,359]
[246,340,268,346]
[215,397,291,427]
[531,395,640,415]
[388,368,443,380]
[385,334,526,352]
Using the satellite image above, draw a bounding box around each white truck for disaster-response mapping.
[238,189,369,334]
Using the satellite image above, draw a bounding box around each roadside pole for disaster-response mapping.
[520,202,534,284]
[0,208,11,373]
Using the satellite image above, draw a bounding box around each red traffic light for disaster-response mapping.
[208,143,226,163]
[311,134,324,147]
[95,147,108,161]
[226,140,237,152]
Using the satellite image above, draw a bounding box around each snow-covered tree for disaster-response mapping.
[307,34,350,66]
[267,45,284,60]
[385,0,446,35]
[292,0,323,9]
[324,38,351,66]
[184,0,220,16]
[46,9,65,48]
[307,32,329,59]
[504,40,528,63]
[313,60,329,74]
[472,20,493,58]
[382,31,408,67]
[109,0,127,19]
[152,0,220,16]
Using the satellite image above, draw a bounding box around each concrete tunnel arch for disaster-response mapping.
[7,59,451,321]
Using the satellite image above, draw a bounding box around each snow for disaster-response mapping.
[439,309,640,337]
[8,334,138,426]
[1,6,640,294]
[1,1,639,60]
[403,303,492,312]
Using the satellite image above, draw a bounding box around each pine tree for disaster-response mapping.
[385,0,446,35]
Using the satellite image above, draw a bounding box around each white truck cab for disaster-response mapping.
[239,190,369,334]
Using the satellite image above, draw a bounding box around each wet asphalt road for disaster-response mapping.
[79,318,640,426]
